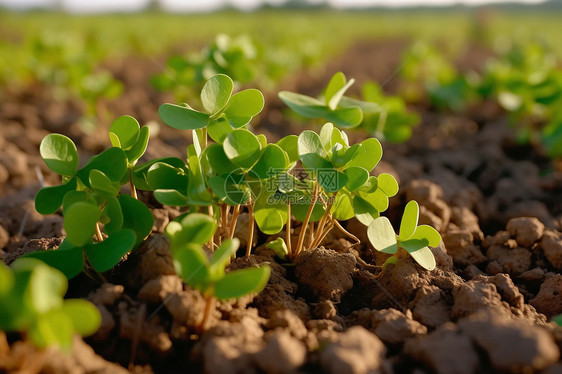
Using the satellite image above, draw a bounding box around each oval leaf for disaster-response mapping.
[367,216,398,254]
[223,129,262,169]
[202,74,233,116]
[40,134,78,177]
[408,246,436,271]
[109,115,140,150]
[214,265,271,300]
[378,173,399,197]
[159,103,209,130]
[399,201,419,241]
[224,89,265,128]
[84,229,136,273]
[62,299,101,336]
[64,202,100,247]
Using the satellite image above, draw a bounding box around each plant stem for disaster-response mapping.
[310,194,334,249]
[228,205,240,239]
[310,220,335,250]
[245,201,255,257]
[294,182,318,258]
[197,294,215,334]
[129,169,138,200]
[286,202,292,256]
[95,223,104,242]
[333,219,361,247]
[207,205,215,250]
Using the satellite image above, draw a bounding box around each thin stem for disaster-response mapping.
[197,294,215,334]
[245,201,255,258]
[311,195,334,249]
[207,205,215,250]
[95,223,104,242]
[294,182,319,258]
[228,205,240,239]
[286,202,292,256]
[310,220,335,250]
[129,169,138,200]
[333,219,361,247]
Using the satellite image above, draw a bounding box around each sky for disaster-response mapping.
[0,0,547,13]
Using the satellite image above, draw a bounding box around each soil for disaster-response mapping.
[1,38,562,374]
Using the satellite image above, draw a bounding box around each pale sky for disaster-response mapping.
[0,0,547,13]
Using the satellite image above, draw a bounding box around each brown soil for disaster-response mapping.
[1,39,561,374]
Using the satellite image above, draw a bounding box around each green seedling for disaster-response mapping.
[0,258,100,351]
[263,122,399,261]
[279,72,363,128]
[151,34,257,103]
[166,213,270,332]
[359,81,420,142]
[367,200,442,270]
[31,132,153,279]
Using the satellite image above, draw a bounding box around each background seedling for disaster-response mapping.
[0,258,100,351]
[165,213,270,332]
[367,200,442,270]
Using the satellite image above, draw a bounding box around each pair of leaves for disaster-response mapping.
[166,213,271,301]
[158,74,264,142]
[0,259,100,351]
[109,115,150,166]
[279,72,363,128]
[367,201,442,270]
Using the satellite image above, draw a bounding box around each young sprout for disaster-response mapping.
[165,213,270,332]
[0,258,100,351]
[367,200,442,270]
[279,72,363,128]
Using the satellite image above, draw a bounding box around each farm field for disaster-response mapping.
[1,7,562,374]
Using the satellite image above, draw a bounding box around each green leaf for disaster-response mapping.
[352,195,379,226]
[378,173,399,197]
[208,174,251,205]
[318,169,347,193]
[326,73,355,110]
[40,134,79,177]
[159,103,209,130]
[173,244,210,290]
[203,143,238,176]
[118,195,154,247]
[147,162,188,192]
[154,189,189,206]
[22,244,84,280]
[324,72,346,109]
[186,145,213,206]
[331,190,354,221]
[109,115,140,149]
[202,74,233,116]
[35,178,77,215]
[290,189,325,223]
[224,89,264,128]
[207,117,234,143]
[344,167,369,192]
[29,310,73,350]
[132,157,186,191]
[89,170,119,197]
[166,213,216,247]
[76,148,128,187]
[325,106,363,128]
[0,262,13,296]
[265,238,288,260]
[346,138,383,172]
[223,129,262,169]
[62,190,91,215]
[367,216,398,254]
[64,202,100,247]
[255,205,285,235]
[208,238,240,280]
[333,144,359,168]
[126,125,150,165]
[411,225,442,247]
[298,131,331,171]
[278,91,329,118]
[251,144,288,180]
[399,201,419,241]
[214,265,271,300]
[26,261,67,313]
[101,196,123,235]
[408,246,436,271]
[85,229,136,272]
[276,135,299,163]
[62,299,101,336]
